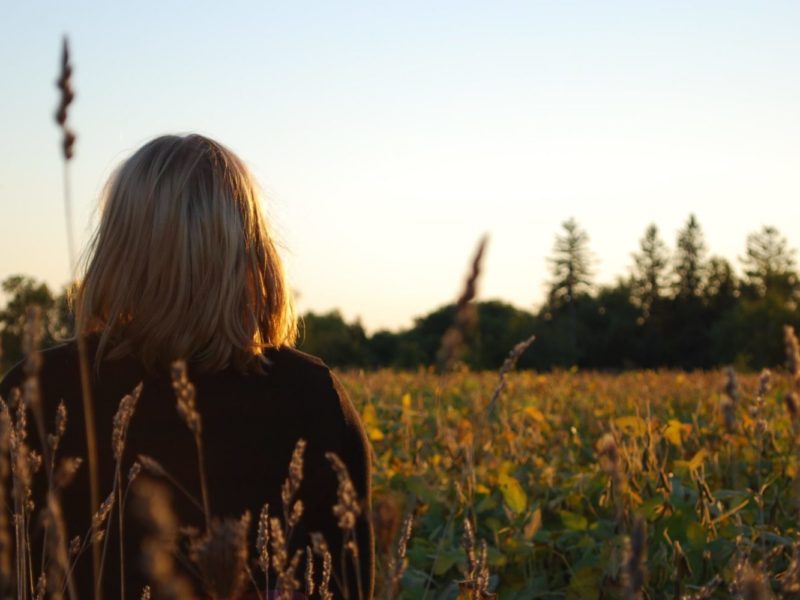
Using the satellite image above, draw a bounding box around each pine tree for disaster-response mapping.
[704,256,738,312]
[672,214,707,299]
[547,217,593,308]
[631,224,669,315]
[547,218,593,364]
[741,225,797,297]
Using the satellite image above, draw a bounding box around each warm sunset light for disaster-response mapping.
[3,3,799,333]
[2,3,800,599]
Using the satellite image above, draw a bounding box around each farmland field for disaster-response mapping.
[338,367,800,599]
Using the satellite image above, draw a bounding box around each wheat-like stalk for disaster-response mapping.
[436,235,488,372]
[281,439,306,535]
[255,502,270,594]
[171,360,211,529]
[43,494,69,600]
[189,514,249,600]
[131,477,193,600]
[310,533,334,600]
[385,513,413,598]
[97,383,143,600]
[269,517,301,600]
[484,334,536,421]
[304,546,314,598]
[53,37,103,594]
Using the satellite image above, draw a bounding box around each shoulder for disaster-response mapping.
[261,345,357,415]
[264,345,330,373]
[261,345,339,396]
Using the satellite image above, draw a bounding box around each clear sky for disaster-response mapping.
[1,1,799,333]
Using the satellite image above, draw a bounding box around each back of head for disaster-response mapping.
[75,134,297,374]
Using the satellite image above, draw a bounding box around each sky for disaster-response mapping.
[1,1,799,333]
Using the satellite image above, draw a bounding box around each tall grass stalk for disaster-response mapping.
[54,36,102,596]
[436,236,487,373]
[171,360,211,529]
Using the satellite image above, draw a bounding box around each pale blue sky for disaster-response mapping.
[1,1,799,332]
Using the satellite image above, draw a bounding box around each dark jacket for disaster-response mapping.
[0,334,374,599]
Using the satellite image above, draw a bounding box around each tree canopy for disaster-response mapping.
[2,216,798,373]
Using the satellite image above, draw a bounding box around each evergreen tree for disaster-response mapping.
[741,225,797,298]
[547,218,593,363]
[672,214,707,299]
[547,217,593,308]
[704,256,738,312]
[631,224,669,315]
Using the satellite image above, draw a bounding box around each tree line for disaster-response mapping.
[1,215,797,372]
[297,216,799,371]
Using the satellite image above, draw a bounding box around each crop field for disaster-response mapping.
[4,27,799,600]
[339,360,800,598]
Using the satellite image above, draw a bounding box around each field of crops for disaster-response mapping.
[338,361,800,599]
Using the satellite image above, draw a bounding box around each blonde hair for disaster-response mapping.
[74,134,298,374]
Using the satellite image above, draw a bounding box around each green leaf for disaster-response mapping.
[405,476,436,503]
[686,521,706,546]
[432,547,463,576]
[498,472,528,514]
[560,510,589,531]
[636,496,666,520]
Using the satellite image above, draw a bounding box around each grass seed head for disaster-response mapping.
[319,547,333,600]
[269,517,301,599]
[53,456,83,490]
[112,382,143,460]
[189,516,249,600]
[55,37,76,159]
[128,461,142,484]
[310,532,330,556]
[326,452,361,531]
[388,512,414,591]
[137,454,168,479]
[48,400,68,453]
[437,235,488,371]
[171,360,201,435]
[34,573,46,600]
[256,503,270,572]
[68,536,81,559]
[304,546,315,597]
[92,490,115,533]
[282,439,306,527]
[132,477,193,600]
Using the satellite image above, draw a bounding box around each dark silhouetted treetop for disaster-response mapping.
[704,256,738,311]
[547,217,593,309]
[672,214,707,299]
[631,224,669,315]
[741,225,797,298]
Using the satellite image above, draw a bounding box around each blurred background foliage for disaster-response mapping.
[2,216,799,374]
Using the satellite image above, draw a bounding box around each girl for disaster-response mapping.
[0,134,374,599]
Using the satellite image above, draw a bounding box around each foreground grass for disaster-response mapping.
[338,368,800,599]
